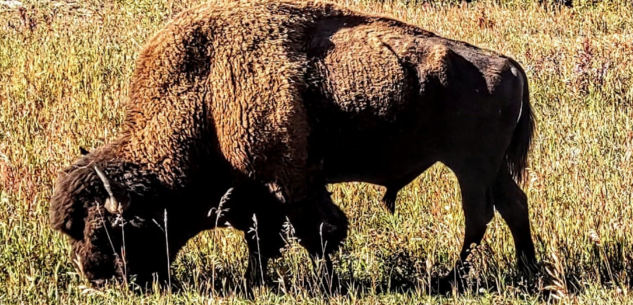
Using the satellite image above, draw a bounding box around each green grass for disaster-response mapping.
[1,0,632,303]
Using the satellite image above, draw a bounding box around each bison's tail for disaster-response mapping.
[505,57,535,185]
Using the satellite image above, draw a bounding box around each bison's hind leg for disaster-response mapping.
[491,167,537,274]
[434,157,498,293]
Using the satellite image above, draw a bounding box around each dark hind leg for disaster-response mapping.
[381,162,436,214]
[285,184,349,295]
[436,161,496,293]
[491,167,537,273]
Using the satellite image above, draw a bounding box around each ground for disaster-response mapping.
[1,0,632,303]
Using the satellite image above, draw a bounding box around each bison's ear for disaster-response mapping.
[79,147,90,155]
[49,182,85,241]
[50,209,85,241]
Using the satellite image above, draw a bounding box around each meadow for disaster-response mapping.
[1,0,632,303]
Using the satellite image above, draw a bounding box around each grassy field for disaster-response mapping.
[1,0,633,303]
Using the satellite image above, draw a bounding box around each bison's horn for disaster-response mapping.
[94,165,129,214]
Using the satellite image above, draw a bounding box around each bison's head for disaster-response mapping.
[49,147,184,289]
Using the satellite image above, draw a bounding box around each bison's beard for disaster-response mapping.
[72,238,125,287]
[71,208,127,287]
[72,206,172,289]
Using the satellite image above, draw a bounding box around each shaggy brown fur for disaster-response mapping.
[49,0,536,294]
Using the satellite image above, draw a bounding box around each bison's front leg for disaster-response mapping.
[285,185,349,295]
[243,208,287,292]
[244,231,270,291]
[215,183,287,296]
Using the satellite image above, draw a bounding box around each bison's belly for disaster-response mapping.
[316,122,439,186]
[306,69,437,185]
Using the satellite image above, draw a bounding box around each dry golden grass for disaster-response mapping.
[1,0,632,303]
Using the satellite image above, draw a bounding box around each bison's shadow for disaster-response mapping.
[130,235,633,301]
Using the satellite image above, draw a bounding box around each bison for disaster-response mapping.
[49,0,537,294]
